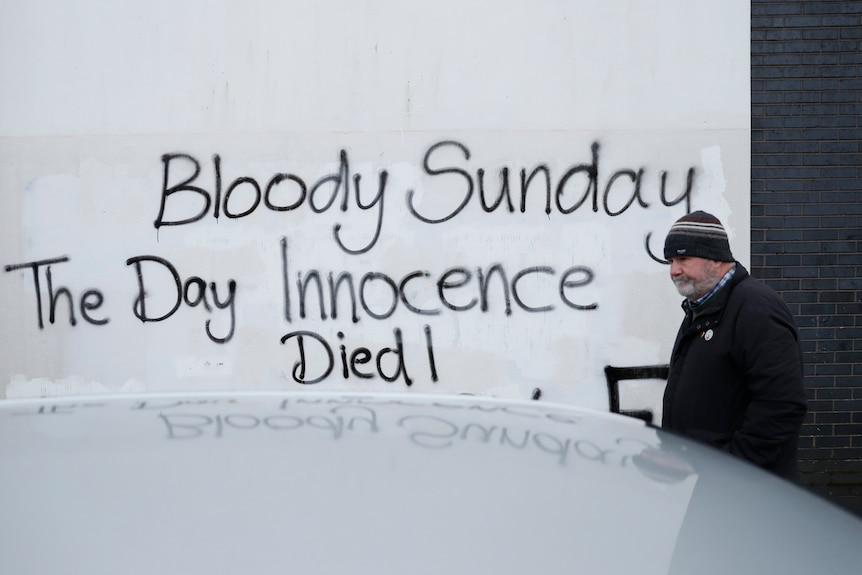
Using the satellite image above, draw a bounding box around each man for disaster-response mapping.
[661,211,808,480]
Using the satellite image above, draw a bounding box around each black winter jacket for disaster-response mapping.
[662,263,808,480]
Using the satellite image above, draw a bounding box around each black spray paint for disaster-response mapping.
[154,141,695,254]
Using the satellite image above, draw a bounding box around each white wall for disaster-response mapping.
[0,0,750,407]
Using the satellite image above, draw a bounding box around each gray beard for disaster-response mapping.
[673,269,724,301]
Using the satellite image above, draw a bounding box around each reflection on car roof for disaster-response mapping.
[1,392,860,575]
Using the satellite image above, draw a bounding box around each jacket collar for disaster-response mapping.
[682,262,748,320]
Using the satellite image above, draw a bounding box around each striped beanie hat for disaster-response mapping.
[663,211,734,262]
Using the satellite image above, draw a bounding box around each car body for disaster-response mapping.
[1,391,860,574]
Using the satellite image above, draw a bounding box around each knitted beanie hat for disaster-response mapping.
[663,211,734,262]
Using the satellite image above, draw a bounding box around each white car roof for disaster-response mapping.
[1,391,860,575]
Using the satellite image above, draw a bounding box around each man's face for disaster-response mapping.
[668,256,726,300]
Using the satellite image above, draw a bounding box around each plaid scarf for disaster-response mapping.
[690,264,737,309]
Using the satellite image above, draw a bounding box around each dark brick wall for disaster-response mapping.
[751,0,862,516]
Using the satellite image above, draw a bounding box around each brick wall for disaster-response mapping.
[751,0,862,516]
